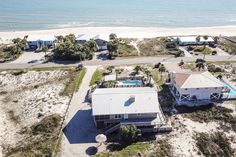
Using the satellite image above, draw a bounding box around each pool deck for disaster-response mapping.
[221,79,236,99]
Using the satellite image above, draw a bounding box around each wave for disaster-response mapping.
[54,22,98,28]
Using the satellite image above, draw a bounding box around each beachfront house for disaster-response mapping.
[27,35,55,50]
[92,87,166,134]
[76,34,107,50]
[169,71,224,104]
[173,36,215,46]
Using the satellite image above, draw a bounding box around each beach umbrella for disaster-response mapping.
[95,134,107,146]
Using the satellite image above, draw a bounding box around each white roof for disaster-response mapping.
[92,87,161,116]
[174,71,224,89]
[177,36,214,43]
[104,74,116,81]
[27,35,55,41]
[76,34,99,41]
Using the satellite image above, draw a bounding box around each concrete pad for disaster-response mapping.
[11,52,45,64]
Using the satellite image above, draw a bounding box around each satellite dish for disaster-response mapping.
[95,134,107,144]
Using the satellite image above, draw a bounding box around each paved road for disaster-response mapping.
[60,66,101,157]
[1,55,236,70]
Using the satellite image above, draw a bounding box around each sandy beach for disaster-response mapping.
[1,26,236,43]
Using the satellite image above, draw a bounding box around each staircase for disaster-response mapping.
[105,123,121,135]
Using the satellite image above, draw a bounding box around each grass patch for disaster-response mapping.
[94,142,149,157]
[182,62,196,71]
[218,38,236,55]
[195,132,234,157]
[6,114,62,157]
[138,37,182,56]
[151,69,165,88]
[90,69,103,86]
[61,68,86,95]
[138,38,169,56]
[31,66,74,71]
[191,46,212,55]
[179,105,236,132]
[117,42,138,57]
[181,105,233,123]
[151,69,174,113]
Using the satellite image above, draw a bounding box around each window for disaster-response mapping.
[210,93,220,99]
[114,114,121,119]
[136,113,142,116]
[180,94,190,101]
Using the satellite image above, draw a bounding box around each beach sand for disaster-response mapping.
[1,26,236,43]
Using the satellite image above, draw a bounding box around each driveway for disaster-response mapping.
[212,47,230,56]
[179,47,192,57]
[11,51,45,64]
[60,66,101,157]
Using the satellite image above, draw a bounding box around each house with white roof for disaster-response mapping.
[27,35,55,49]
[76,34,107,50]
[92,87,166,133]
[169,71,224,104]
[173,36,215,46]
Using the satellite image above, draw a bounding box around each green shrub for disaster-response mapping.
[90,70,104,86]
[119,125,138,145]
[196,132,234,157]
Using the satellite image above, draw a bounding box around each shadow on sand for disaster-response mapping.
[63,108,99,144]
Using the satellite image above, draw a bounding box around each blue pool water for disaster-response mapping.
[224,84,236,94]
[1,0,236,31]
[120,80,143,86]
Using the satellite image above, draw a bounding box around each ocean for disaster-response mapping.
[0,0,236,31]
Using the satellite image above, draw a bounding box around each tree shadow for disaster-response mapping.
[86,146,98,156]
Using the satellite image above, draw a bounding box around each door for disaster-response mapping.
[124,114,128,120]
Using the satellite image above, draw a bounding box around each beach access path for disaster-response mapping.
[60,66,103,157]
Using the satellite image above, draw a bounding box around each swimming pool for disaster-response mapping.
[119,80,143,86]
[224,83,236,94]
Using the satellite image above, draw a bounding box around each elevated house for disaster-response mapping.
[76,34,107,50]
[27,35,55,50]
[169,71,224,105]
[172,36,215,46]
[92,87,166,134]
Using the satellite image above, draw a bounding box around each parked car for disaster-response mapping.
[195,58,206,63]
[76,63,84,71]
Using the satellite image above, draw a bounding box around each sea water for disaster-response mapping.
[0,0,236,31]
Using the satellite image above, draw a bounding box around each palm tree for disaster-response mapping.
[203,35,208,48]
[159,64,166,78]
[55,35,64,44]
[196,35,201,43]
[115,68,124,80]
[107,66,114,74]
[213,36,219,44]
[107,40,118,59]
[144,69,152,84]
[134,65,142,75]
[42,46,49,60]
[109,33,117,41]
[196,62,205,71]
